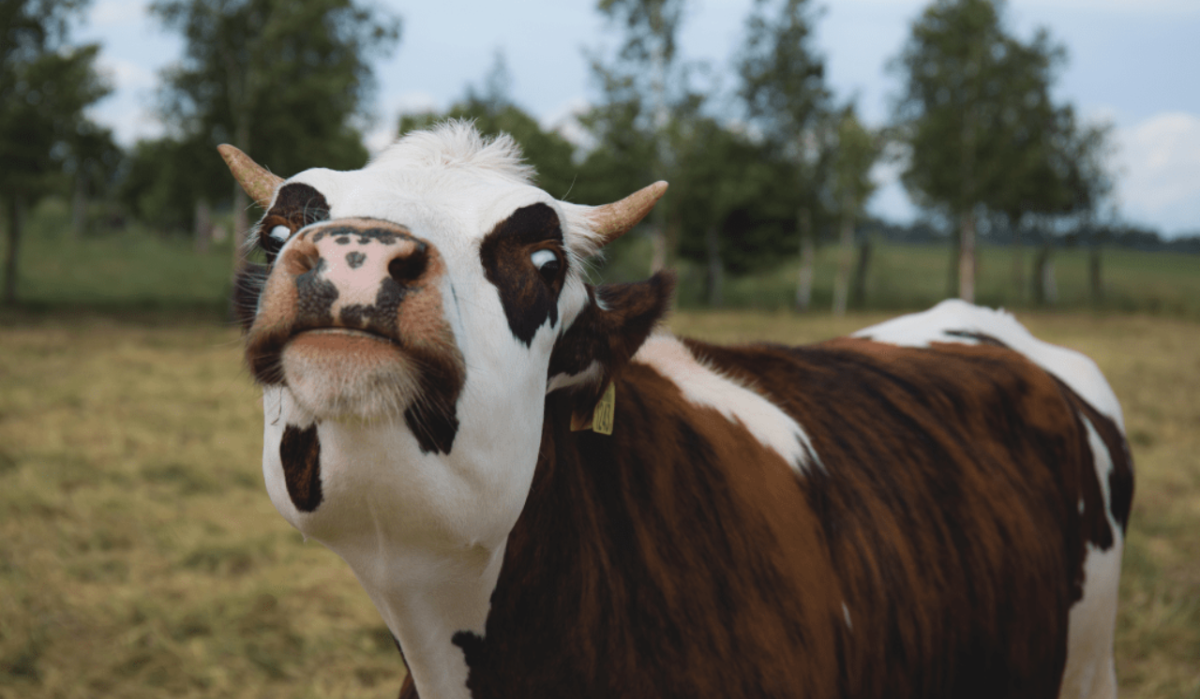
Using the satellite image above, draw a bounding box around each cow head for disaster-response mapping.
[223,124,670,633]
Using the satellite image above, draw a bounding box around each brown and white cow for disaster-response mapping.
[222,122,1133,699]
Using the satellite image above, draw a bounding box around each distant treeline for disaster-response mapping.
[870,220,1200,254]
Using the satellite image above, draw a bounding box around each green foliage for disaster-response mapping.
[13,198,236,313]
[119,136,224,233]
[830,106,881,217]
[1,0,112,302]
[890,0,1108,224]
[150,0,399,174]
[736,0,829,153]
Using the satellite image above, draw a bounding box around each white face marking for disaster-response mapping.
[633,333,820,473]
[855,299,1125,430]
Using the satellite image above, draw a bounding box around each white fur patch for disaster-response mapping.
[855,300,1124,430]
[633,333,819,473]
[1057,417,1123,699]
[1059,543,1122,699]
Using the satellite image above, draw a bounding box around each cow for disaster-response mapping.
[221,122,1133,699]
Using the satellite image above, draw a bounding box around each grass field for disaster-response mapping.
[1,309,1197,698]
[11,197,1200,318]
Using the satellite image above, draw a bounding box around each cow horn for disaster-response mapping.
[589,181,668,248]
[218,144,284,209]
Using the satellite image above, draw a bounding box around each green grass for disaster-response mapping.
[604,233,1200,317]
[1,312,1197,697]
[10,199,239,315]
[9,197,1200,319]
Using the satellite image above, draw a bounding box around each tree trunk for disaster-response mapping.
[833,196,854,317]
[704,222,723,308]
[72,172,88,239]
[1089,246,1103,304]
[194,197,212,254]
[1011,218,1024,305]
[948,225,961,298]
[794,207,814,312]
[958,210,976,303]
[1033,244,1057,306]
[851,237,871,310]
[4,197,25,306]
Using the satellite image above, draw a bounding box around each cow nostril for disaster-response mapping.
[388,244,428,284]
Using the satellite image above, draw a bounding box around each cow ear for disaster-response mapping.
[547,271,675,402]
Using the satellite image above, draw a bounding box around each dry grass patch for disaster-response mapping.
[1,310,1196,697]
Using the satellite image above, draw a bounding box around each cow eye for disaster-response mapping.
[259,222,293,260]
[530,249,560,283]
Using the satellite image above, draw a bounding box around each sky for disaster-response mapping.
[78,0,1200,236]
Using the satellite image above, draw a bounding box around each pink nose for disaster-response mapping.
[276,218,437,337]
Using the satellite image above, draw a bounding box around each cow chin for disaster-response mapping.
[281,330,420,421]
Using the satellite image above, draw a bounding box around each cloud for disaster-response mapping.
[89,0,147,27]
[96,55,156,91]
[1114,112,1200,234]
[541,97,593,149]
[853,0,1196,13]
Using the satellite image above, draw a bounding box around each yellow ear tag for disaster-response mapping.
[570,382,616,435]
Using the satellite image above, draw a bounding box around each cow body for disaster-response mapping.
[436,306,1132,699]
[222,124,1132,699]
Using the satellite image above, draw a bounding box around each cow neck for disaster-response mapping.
[279,398,543,699]
[358,543,505,699]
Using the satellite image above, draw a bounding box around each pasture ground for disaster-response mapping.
[1,310,1197,698]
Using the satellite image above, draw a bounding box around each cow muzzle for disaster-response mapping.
[245,219,465,422]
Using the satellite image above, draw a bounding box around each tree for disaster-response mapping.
[890,0,1098,304]
[736,0,830,311]
[150,0,400,268]
[583,0,693,272]
[668,115,790,306]
[66,121,120,239]
[829,106,881,316]
[1,0,111,304]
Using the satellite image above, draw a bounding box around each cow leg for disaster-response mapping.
[1058,541,1123,699]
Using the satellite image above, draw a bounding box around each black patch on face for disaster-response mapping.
[339,277,412,336]
[295,258,339,327]
[279,423,323,512]
[403,356,462,455]
[271,184,331,228]
[257,184,332,263]
[312,225,405,246]
[479,203,566,347]
[346,251,366,269]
